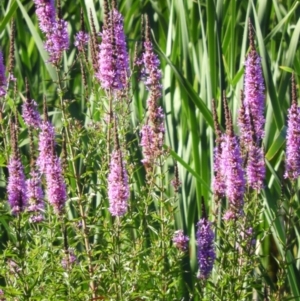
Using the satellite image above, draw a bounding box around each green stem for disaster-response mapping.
[56,69,97,299]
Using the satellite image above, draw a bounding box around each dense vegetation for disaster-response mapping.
[0,0,300,300]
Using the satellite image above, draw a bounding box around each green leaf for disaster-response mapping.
[265,126,286,161]
[279,66,295,73]
[167,147,212,193]
[157,48,214,129]
[0,0,18,33]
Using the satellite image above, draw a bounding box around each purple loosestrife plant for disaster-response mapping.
[212,99,226,198]
[7,123,27,215]
[44,19,69,65]
[112,9,129,87]
[34,0,69,65]
[22,99,41,128]
[45,152,67,215]
[74,9,89,52]
[33,0,56,33]
[239,90,265,190]
[108,149,130,216]
[220,95,245,219]
[238,92,252,148]
[96,6,129,90]
[221,134,245,219]
[22,80,41,128]
[7,156,27,215]
[27,170,44,223]
[246,144,265,190]
[0,50,6,97]
[74,31,89,52]
[37,119,56,174]
[212,145,226,197]
[140,19,165,170]
[285,75,300,180]
[243,24,265,143]
[140,124,154,167]
[172,230,189,251]
[196,218,215,279]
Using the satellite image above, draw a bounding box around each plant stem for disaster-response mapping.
[56,69,97,299]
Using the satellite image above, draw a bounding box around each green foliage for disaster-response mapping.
[0,0,300,300]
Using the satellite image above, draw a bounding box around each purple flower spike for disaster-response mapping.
[173,230,189,251]
[243,25,265,142]
[112,9,129,87]
[22,99,41,128]
[285,102,300,180]
[139,21,165,170]
[45,155,67,214]
[74,31,89,51]
[96,8,129,90]
[96,25,115,89]
[0,51,6,97]
[285,75,300,180]
[33,0,56,33]
[7,157,27,215]
[247,144,265,190]
[27,170,44,223]
[141,41,162,97]
[108,149,130,216]
[140,124,154,167]
[140,122,164,169]
[238,93,252,147]
[34,0,69,65]
[45,19,69,65]
[220,134,245,218]
[196,218,215,279]
[37,120,56,174]
[212,145,226,197]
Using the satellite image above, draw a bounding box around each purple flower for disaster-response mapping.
[285,102,300,180]
[7,157,27,215]
[44,19,69,65]
[141,40,162,97]
[45,155,67,214]
[246,144,265,190]
[173,230,189,251]
[223,210,236,221]
[244,50,265,142]
[0,51,6,97]
[61,248,77,269]
[74,31,89,51]
[37,120,56,174]
[34,0,69,65]
[196,218,215,279]
[108,149,129,216]
[238,95,252,147]
[96,9,129,90]
[139,25,165,169]
[220,134,245,219]
[26,170,44,223]
[33,0,56,33]
[140,124,154,167]
[22,99,41,128]
[112,9,129,88]
[212,145,226,197]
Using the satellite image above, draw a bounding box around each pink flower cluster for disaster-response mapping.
[108,150,130,216]
[33,0,69,65]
